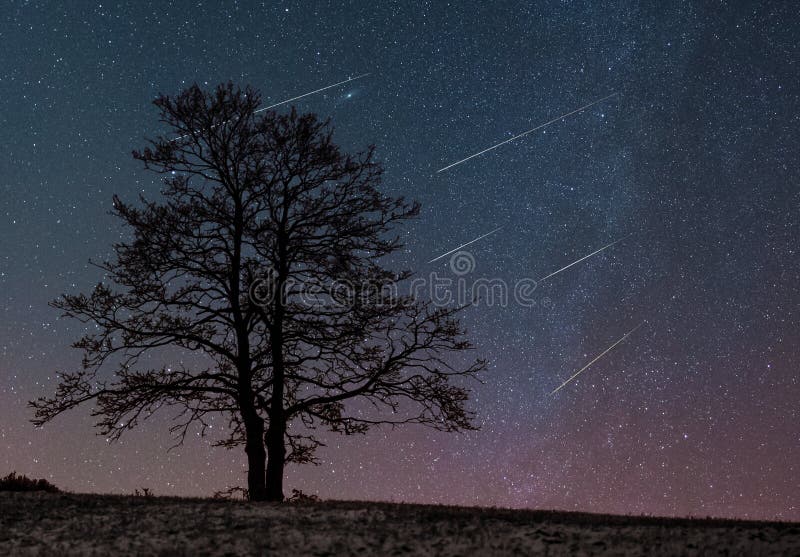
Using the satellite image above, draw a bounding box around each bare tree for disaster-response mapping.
[31,83,485,501]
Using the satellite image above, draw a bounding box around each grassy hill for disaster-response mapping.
[1,491,798,556]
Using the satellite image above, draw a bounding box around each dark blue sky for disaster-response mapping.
[1,1,798,520]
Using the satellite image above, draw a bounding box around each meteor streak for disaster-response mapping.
[436,92,618,173]
[171,73,371,142]
[538,234,630,283]
[253,73,371,113]
[428,226,503,263]
[550,322,644,395]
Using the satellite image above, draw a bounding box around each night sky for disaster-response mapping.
[2,1,798,521]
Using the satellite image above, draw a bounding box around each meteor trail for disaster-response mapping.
[538,234,631,283]
[428,226,503,263]
[550,322,644,395]
[436,92,618,173]
[253,73,371,113]
[171,73,371,142]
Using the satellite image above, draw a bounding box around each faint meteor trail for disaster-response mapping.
[253,73,371,113]
[428,226,503,263]
[171,73,371,142]
[538,234,631,283]
[550,322,644,395]
[436,92,618,173]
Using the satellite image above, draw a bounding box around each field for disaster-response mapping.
[1,492,798,556]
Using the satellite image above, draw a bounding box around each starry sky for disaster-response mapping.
[1,1,798,521]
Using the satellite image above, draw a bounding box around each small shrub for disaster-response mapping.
[287,488,320,504]
[0,471,60,493]
[133,487,153,498]
[213,486,249,500]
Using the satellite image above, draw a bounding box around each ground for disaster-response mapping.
[0,492,798,556]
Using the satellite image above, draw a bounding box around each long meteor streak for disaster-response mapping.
[550,322,644,395]
[538,234,630,283]
[171,73,371,142]
[254,73,371,113]
[436,92,618,173]
[428,226,503,263]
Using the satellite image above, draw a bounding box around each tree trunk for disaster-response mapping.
[264,419,286,501]
[244,416,267,501]
[265,230,288,502]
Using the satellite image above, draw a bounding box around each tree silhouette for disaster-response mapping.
[31,83,485,501]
